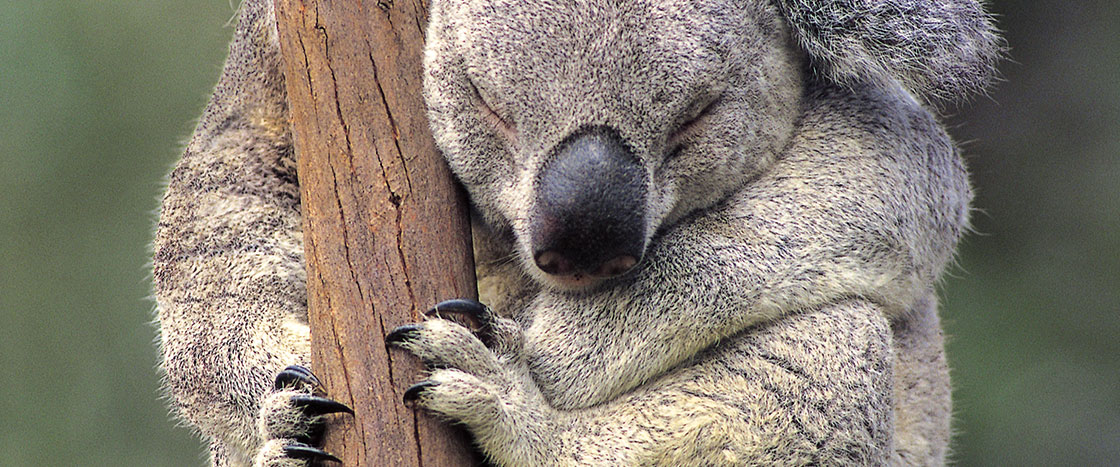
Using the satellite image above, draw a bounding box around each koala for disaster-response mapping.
[153,0,1000,465]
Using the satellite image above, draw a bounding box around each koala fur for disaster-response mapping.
[154,0,999,465]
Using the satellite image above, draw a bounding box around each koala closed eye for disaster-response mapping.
[469,81,517,142]
[666,93,723,159]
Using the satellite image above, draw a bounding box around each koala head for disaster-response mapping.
[422,0,1000,291]
[424,0,802,289]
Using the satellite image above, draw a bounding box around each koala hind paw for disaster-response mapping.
[255,365,351,466]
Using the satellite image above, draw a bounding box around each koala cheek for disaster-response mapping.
[646,180,681,234]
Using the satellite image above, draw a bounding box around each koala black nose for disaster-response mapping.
[531,126,648,279]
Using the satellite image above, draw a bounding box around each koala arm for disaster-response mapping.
[153,0,315,463]
[397,297,895,466]
[520,83,970,409]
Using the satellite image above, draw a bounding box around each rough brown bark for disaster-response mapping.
[274,0,478,465]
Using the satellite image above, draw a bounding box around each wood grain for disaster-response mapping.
[275,0,479,464]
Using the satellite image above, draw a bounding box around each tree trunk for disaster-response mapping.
[274,0,479,465]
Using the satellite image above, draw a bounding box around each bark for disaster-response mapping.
[275,0,479,464]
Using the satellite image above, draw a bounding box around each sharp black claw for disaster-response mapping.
[403,380,439,405]
[283,442,341,463]
[386,324,423,346]
[427,299,496,344]
[291,394,355,416]
[275,365,322,390]
[425,299,490,319]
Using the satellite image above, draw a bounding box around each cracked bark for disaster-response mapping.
[274,0,479,465]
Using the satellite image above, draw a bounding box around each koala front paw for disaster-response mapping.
[387,300,547,445]
[254,365,352,467]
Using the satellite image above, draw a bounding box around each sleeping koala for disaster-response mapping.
[153,0,1000,465]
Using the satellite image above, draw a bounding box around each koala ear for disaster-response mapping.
[774,0,1004,102]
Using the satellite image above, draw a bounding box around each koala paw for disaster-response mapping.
[253,365,352,467]
[387,300,548,448]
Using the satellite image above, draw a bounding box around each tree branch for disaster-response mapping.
[275,0,478,464]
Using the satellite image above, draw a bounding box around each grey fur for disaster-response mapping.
[774,0,1004,101]
[154,0,999,465]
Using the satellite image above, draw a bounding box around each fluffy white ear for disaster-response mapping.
[774,0,1003,102]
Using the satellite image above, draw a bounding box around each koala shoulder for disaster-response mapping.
[775,0,1004,102]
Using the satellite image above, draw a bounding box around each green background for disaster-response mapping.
[0,1,1115,465]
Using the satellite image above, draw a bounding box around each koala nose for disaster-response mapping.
[531,126,648,279]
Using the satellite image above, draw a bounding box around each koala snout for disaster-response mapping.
[530,126,648,280]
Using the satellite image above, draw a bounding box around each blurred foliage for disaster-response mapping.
[942,2,1120,464]
[0,1,1114,465]
[0,1,235,464]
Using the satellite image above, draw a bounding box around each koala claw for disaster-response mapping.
[274,365,322,391]
[385,324,423,345]
[425,299,495,341]
[403,380,440,405]
[272,366,353,417]
[282,442,342,464]
[257,365,351,465]
[425,298,491,320]
[290,394,354,416]
[426,299,522,353]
